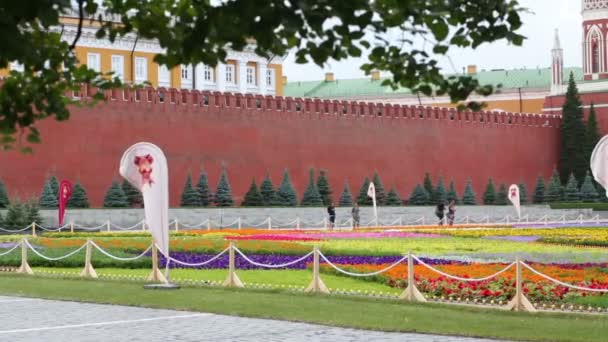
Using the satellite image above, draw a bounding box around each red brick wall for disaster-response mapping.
[0,88,561,206]
[544,93,608,133]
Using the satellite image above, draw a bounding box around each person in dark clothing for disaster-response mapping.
[435,202,445,226]
[446,200,456,226]
[327,202,336,230]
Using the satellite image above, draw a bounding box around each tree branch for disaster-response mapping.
[70,0,85,50]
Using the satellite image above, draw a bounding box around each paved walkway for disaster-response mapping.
[0,296,505,341]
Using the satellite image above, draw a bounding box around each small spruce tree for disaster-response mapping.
[181,173,202,207]
[24,200,42,226]
[338,181,353,206]
[356,177,372,205]
[423,172,434,205]
[103,181,129,208]
[518,182,528,204]
[316,169,333,206]
[434,177,447,204]
[0,211,3,227]
[301,169,323,206]
[371,171,386,205]
[446,180,459,204]
[197,171,212,207]
[385,187,402,206]
[122,179,143,207]
[409,184,430,205]
[259,172,276,206]
[241,178,263,206]
[0,178,9,208]
[580,171,599,202]
[49,176,59,199]
[276,169,298,206]
[4,200,26,229]
[214,169,234,207]
[462,178,477,205]
[545,169,563,203]
[564,173,581,202]
[67,182,90,208]
[39,179,58,208]
[533,176,546,204]
[495,183,508,205]
[483,178,497,205]
[585,103,601,169]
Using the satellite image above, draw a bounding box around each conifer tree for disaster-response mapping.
[241,178,263,206]
[39,179,58,208]
[533,176,546,204]
[214,169,234,207]
[385,187,402,206]
[0,178,9,208]
[462,178,477,205]
[585,103,601,171]
[67,182,90,208]
[434,177,447,203]
[423,172,434,205]
[545,170,563,202]
[338,181,353,206]
[301,169,323,206]
[24,200,42,226]
[518,182,528,204]
[559,73,587,184]
[49,176,59,199]
[564,173,581,202]
[196,171,212,207]
[495,183,508,205]
[181,173,202,207]
[409,184,429,205]
[122,179,143,207]
[371,171,386,205]
[103,181,129,208]
[4,200,25,229]
[259,172,277,206]
[276,169,298,206]
[446,180,459,204]
[0,211,3,227]
[580,171,599,202]
[356,177,372,205]
[483,178,497,205]
[316,169,332,206]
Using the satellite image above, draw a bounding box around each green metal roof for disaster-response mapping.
[284,67,584,99]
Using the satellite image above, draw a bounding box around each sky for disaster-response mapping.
[283,0,582,82]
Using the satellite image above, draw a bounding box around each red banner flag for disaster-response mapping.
[58,180,73,226]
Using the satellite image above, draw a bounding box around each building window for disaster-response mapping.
[592,38,600,74]
[203,65,213,82]
[181,65,189,80]
[225,65,235,84]
[134,57,147,83]
[266,68,275,88]
[87,53,101,72]
[111,55,124,81]
[246,66,255,85]
[158,65,170,88]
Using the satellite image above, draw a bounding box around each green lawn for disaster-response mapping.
[0,274,606,342]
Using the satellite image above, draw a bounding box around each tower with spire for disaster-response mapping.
[551,29,563,95]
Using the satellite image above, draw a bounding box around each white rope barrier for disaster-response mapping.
[0,243,21,257]
[110,221,144,231]
[270,218,299,228]
[319,251,408,277]
[234,247,314,269]
[90,241,152,261]
[37,223,70,232]
[164,247,230,267]
[413,255,516,282]
[0,224,33,233]
[74,223,107,231]
[521,262,608,293]
[179,220,210,229]
[215,218,241,228]
[24,240,87,261]
[248,218,270,228]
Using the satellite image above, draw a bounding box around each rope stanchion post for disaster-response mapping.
[207,219,211,231]
[305,246,329,294]
[506,215,510,225]
[141,221,146,232]
[505,257,536,312]
[223,242,243,288]
[31,222,37,237]
[323,217,327,230]
[16,239,33,275]
[238,217,242,230]
[296,217,300,230]
[421,216,425,225]
[70,221,74,233]
[80,239,98,278]
[106,220,111,232]
[147,243,168,284]
[267,217,272,230]
[399,251,426,302]
[174,219,179,232]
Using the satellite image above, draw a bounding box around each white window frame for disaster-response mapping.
[181,65,189,80]
[225,64,235,84]
[87,53,101,72]
[246,66,255,85]
[134,57,148,84]
[203,65,213,82]
[110,55,124,81]
[158,65,171,88]
[266,68,275,88]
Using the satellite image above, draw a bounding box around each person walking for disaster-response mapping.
[351,202,360,229]
[327,202,336,230]
[446,200,456,226]
[435,201,445,226]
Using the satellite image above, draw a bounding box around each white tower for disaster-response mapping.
[551,29,564,95]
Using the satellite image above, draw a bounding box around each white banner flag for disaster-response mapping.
[508,184,521,219]
[367,182,377,222]
[119,143,170,257]
[591,135,608,198]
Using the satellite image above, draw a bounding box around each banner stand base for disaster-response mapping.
[143,283,181,290]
